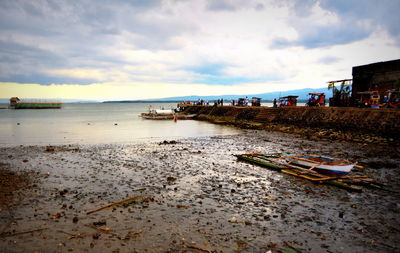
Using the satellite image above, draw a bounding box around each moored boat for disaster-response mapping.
[140,108,196,120]
[290,155,355,175]
[140,113,196,120]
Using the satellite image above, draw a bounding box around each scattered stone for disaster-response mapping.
[160,140,178,145]
[59,189,68,196]
[45,146,55,152]
[93,220,107,226]
[92,233,100,240]
[167,176,176,182]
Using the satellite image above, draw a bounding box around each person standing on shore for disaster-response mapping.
[273,98,277,107]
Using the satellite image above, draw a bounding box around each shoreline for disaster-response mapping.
[1,130,399,252]
[183,105,400,144]
[197,115,397,146]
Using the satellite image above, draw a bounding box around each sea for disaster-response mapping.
[0,103,244,146]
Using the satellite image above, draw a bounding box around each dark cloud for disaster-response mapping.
[0,1,62,36]
[292,0,317,16]
[114,0,162,9]
[0,73,98,85]
[0,40,62,68]
[0,40,66,84]
[206,0,237,11]
[272,22,370,49]
[280,0,400,48]
[122,14,195,50]
[0,0,184,47]
[318,0,400,39]
[0,0,196,84]
[254,3,265,11]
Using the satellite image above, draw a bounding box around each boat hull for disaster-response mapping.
[140,113,196,120]
[291,156,354,175]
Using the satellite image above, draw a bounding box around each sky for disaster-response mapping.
[0,0,399,101]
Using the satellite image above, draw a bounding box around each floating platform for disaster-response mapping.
[12,102,62,109]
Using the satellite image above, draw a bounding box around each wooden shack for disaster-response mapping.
[352,59,400,99]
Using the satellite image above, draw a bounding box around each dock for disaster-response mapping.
[180,105,400,139]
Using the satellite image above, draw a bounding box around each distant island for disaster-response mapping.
[103,87,330,103]
[0,87,331,104]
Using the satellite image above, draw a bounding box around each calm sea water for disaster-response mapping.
[0,103,243,146]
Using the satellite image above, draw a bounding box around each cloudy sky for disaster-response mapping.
[0,0,399,100]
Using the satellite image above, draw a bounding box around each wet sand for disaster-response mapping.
[0,130,399,253]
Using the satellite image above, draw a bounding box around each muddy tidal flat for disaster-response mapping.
[1,130,400,253]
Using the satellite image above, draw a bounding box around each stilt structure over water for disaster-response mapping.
[9,97,62,109]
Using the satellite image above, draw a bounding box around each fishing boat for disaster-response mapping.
[140,108,196,120]
[234,153,392,192]
[289,155,355,175]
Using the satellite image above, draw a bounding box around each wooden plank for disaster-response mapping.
[281,169,362,192]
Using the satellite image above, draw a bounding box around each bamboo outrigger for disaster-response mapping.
[235,153,394,192]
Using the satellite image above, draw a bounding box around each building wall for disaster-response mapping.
[352,59,400,95]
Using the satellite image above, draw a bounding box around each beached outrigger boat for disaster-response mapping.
[289,155,355,175]
[140,108,196,120]
[234,153,393,192]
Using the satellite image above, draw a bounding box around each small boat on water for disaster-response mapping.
[290,155,355,175]
[140,108,196,120]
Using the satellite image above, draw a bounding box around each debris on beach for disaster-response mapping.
[45,146,55,152]
[1,129,399,253]
[159,140,178,145]
[86,195,154,215]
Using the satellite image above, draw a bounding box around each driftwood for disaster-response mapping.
[58,230,95,239]
[187,245,212,252]
[86,196,146,215]
[299,175,367,182]
[280,169,363,192]
[0,228,47,238]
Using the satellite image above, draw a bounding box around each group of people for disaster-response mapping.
[196,99,209,105]
[213,98,224,106]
